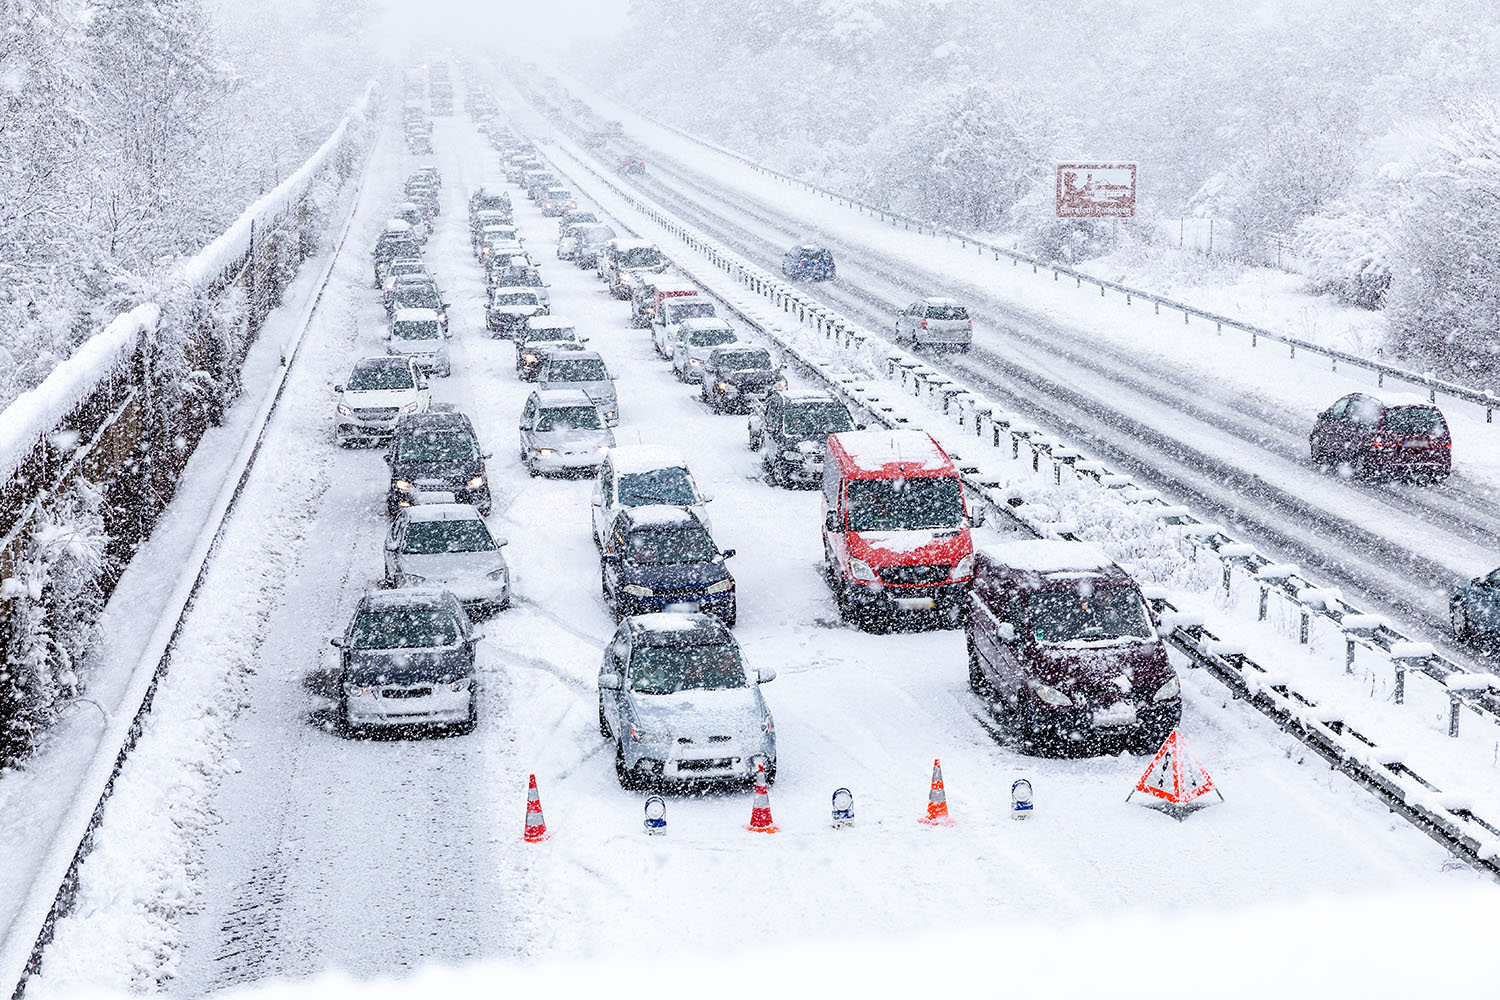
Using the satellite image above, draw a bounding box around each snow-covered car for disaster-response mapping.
[1309,392,1452,482]
[334,356,429,447]
[474,223,521,258]
[1450,566,1500,644]
[381,258,430,301]
[590,446,712,550]
[540,187,576,217]
[651,295,717,355]
[893,297,973,352]
[535,350,618,426]
[387,308,451,377]
[601,239,667,297]
[332,588,481,734]
[394,202,431,243]
[384,504,510,618]
[670,317,739,379]
[598,613,774,788]
[748,388,857,487]
[515,317,586,379]
[574,223,618,268]
[599,507,736,625]
[556,217,598,260]
[698,343,785,413]
[518,389,615,477]
[781,244,836,280]
[487,264,550,308]
[487,287,548,338]
[386,410,493,516]
[470,209,512,250]
[386,280,449,331]
[372,228,422,287]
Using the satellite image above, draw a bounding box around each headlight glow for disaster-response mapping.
[394,480,414,491]
[467,476,486,489]
[717,381,731,392]
[850,558,877,583]
[687,357,701,366]
[536,448,555,458]
[776,378,788,390]
[1035,684,1074,707]
[622,584,654,597]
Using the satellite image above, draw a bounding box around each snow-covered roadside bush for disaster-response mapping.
[1295,200,1395,310]
[1,482,112,762]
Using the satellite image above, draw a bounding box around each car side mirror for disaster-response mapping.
[482,451,493,459]
[333,384,344,393]
[755,668,777,684]
[384,539,399,551]
[330,636,344,648]
[998,623,1016,643]
[824,511,841,533]
[855,422,867,431]
[698,492,713,503]
[721,548,736,560]
[599,673,622,690]
[469,629,486,643]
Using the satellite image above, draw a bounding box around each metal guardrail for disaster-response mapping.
[590,99,1500,422]
[530,119,1500,879]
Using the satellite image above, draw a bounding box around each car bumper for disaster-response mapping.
[345,685,472,726]
[914,331,972,347]
[392,485,492,513]
[530,449,608,472]
[1369,450,1451,476]
[336,416,400,440]
[1015,698,1182,751]
[626,738,772,781]
[843,579,967,614]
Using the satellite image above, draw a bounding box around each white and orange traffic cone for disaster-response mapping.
[919,758,954,826]
[746,762,779,834]
[523,773,550,843]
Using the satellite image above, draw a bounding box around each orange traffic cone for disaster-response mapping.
[746,762,779,833]
[523,773,549,842]
[919,758,954,826]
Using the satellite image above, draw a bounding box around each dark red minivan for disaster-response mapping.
[1309,392,1451,482]
[964,540,1181,755]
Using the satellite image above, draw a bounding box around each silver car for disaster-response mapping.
[388,308,451,376]
[671,317,740,381]
[535,350,618,426]
[598,613,777,789]
[518,388,616,476]
[894,297,973,352]
[384,504,511,617]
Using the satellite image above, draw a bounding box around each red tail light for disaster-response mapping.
[966,319,973,330]
[920,319,928,329]
[1371,437,1386,449]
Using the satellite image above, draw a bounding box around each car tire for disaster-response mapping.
[722,602,737,629]
[1309,435,1326,465]
[454,695,478,735]
[599,697,612,738]
[1452,600,1472,642]
[338,693,358,738]
[615,740,640,790]
[967,641,994,698]
[749,431,763,452]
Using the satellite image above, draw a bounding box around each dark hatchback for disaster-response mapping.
[386,411,493,516]
[600,506,737,626]
[965,540,1181,756]
[781,244,836,281]
[1309,392,1452,482]
[699,344,786,414]
[331,588,482,734]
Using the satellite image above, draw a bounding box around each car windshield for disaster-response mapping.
[688,328,737,347]
[393,321,440,341]
[347,364,414,391]
[783,403,854,438]
[847,476,964,531]
[716,349,772,371]
[495,293,540,306]
[547,358,608,381]
[628,644,745,695]
[624,527,719,565]
[350,607,461,650]
[403,520,496,555]
[617,467,696,506]
[535,406,602,431]
[1026,585,1154,644]
[397,431,476,463]
[1382,407,1447,437]
[925,303,969,320]
[620,247,663,268]
[668,301,715,322]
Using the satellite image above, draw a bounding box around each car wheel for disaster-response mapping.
[338,692,358,738]
[598,697,612,738]
[967,641,994,698]
[454,695,478,735]
[615,740,640,790]
[722,602,737,629]
[749,431,763,452]
[1452,600,1472,642]
[1309,434,1325,464]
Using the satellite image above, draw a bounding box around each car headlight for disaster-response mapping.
[623,584,654,597]
[1153,677,1181,702]
[781,449,802,462]
[950,554,974,581]
[629,725,656,742]
[1035,684,1074,707]
[598,444,612,453]
[346,684,373,698]
[394,479,415,491]
[446,678,471,692]
[487,567,509,582]
[397,573,426,586]
[776,378,788,390]
[850,558,877,583]
[705,578,734,594]
[717,381,731,392]
[603,410,617,422]
[399,401,420,414]
[687,357,701,366]
[467,476,486,489]
[337,404,354,416]
[523,353,538,363]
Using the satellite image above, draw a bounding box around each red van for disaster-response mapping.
[821,430,973,628]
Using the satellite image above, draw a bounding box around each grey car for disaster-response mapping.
[894,297,973,351]
[331,588,483,734]
[597,613,777,789]
[384,504,511,618]
[536,350,618,426]
[518,389,616,476]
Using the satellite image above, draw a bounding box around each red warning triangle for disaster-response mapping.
[1130,730,1219,807]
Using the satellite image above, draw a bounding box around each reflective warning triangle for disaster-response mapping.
[1131,729,1218,805]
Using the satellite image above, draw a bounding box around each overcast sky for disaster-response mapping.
[373,0,631,55]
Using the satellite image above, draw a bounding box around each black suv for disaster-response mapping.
[386,411,493,516]
[749,389,856,487]
[699,344,785,414]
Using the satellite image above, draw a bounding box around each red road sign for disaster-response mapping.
[1056,163,1137,218]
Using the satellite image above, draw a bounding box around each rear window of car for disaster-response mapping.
[1381,406,1448,437]
[689,328,738,347]
[351,607,461,649]
[494,292,540,306]
[620,247,664,268]
[393,321,441,341]
[668,301,716,322]
[926,303,969,320]
[715,349,772,370]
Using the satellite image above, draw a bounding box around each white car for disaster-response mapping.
[518,389,616,477]
[333,356,429,446]
[590,445,712,549]
[893,297,973,352]
[536,350,618,426]
[388,308,451,376]
[651,294,717,352]
[671,317,740,381]
[383,504,511,618]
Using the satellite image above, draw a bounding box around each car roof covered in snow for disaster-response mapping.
[626,612,732,646]
[383,218,413,233]
[545,349,604,365]
[352,356,414,373]
[620,504,700,530]
[490,287,543,300]
[827,429,953,477]
[676,317,733,332]
[919,296,964,307]
[532,388,595,409]
[402,503,486,523]
[779,388,842,404]
[525,316,574,331]
[608,445,690,476]
[357,587,460,612]
[976,540,1134,589]
[393,308,441,323]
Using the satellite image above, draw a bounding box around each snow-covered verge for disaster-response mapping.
[41,882,1500,1000]
[0,112,386,1000]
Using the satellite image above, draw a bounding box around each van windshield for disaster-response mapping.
[1027,586,1153,645]
[847,477,964,531]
